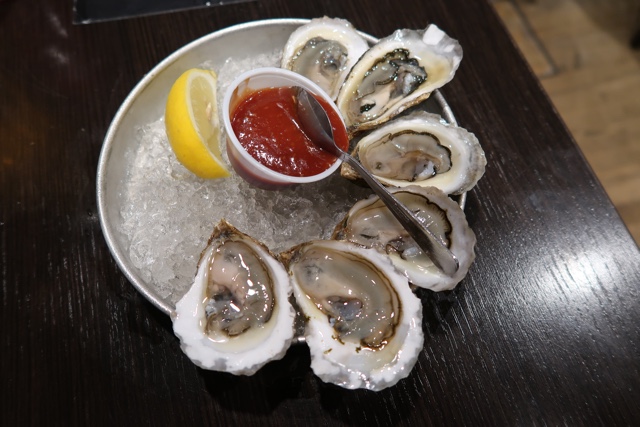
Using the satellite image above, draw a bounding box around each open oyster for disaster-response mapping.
[333,186,476,291]
[341,111,486,195]
[281,240,423,391]
[281,17,369,100]
[336,24,462,135]
[172,219,296,375]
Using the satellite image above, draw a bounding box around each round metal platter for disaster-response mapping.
[96,18,460,317]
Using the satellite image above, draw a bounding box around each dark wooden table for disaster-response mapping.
[2,0,639,425]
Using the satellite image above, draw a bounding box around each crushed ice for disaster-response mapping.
[119,49,372,305]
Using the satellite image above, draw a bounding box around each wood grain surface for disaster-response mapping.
[493,0,640,244]
[1,0,639,425]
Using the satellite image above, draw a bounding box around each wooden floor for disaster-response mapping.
[492,0,640,244]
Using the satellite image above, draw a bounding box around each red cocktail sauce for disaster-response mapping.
[230,87,349,177]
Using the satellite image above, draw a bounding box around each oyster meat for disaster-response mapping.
[172,220,296,375]
[281,17,369,100]
[281,240,423,391]
[336,24,462,134]
[342,111,486,195]
[333,186,476,291]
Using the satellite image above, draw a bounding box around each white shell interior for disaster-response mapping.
[351,111,486,195]
[172,226,296,375]
[288,240,424,390]
[281,17,369,99]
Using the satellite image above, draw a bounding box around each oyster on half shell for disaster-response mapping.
[341,111,486,195]
[336,24,462,135]
[172,220,296,375]
[281,17,369,100]
[280,240,423,391]
[333,186,476,291]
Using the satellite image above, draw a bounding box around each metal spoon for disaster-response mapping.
[294,86,459,277]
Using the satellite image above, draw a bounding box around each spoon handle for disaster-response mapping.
[342,155,459,276]
[293,86,458,276]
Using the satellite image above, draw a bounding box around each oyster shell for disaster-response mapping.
[172,219,295,375]
[333,186,476,291]
[281,17,369,100]
[336,24,462,134]
[281,240,423,391]
[341,111,486,195]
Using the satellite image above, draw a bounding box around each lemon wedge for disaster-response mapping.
[165,68,230,179]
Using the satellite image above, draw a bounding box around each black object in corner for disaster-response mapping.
[73,0,250,24]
